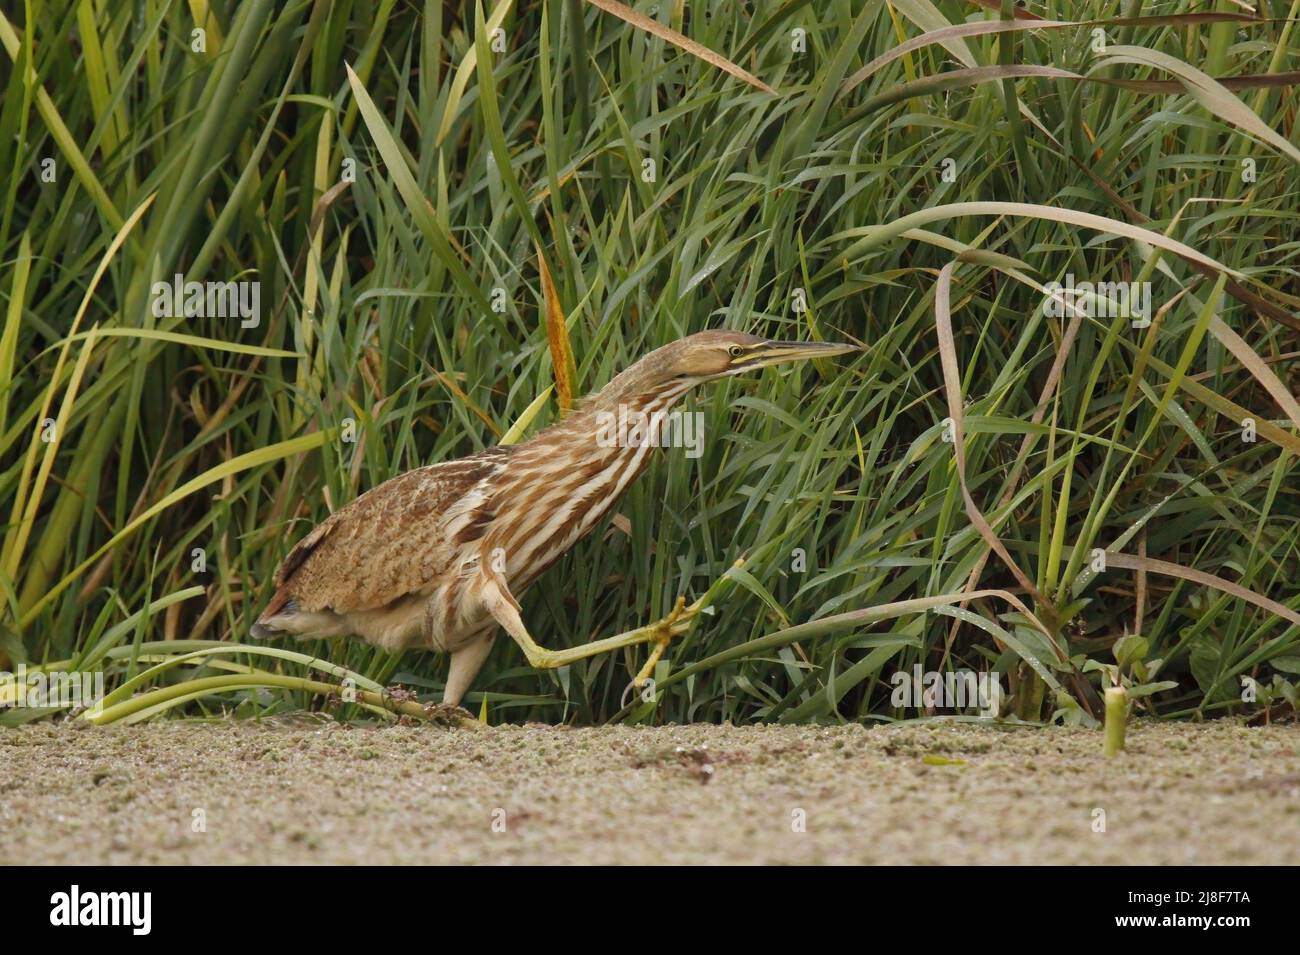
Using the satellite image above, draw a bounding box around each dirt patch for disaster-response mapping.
[2,719,1296,864]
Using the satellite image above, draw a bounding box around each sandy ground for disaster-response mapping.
[3,718,1297,865]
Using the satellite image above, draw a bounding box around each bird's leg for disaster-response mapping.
[482,578,702,674]
[442,634,495,708]
[412,607,490,727]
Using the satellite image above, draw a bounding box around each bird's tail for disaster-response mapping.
[252,597,347,640]
[251,593,298,639]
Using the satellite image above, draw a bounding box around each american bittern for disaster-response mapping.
[254,330,857,711]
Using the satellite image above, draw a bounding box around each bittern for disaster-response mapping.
[254,330,857,712]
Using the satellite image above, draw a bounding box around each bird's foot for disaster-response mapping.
[384,684,419,705]
[660,594,703,640]
[631,595,702,690]
[422,702,480,729]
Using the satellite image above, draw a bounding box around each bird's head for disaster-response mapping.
[653,329,860,384]
[589,329,860,409]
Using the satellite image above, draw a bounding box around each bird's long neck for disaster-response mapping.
[484,373,697,589]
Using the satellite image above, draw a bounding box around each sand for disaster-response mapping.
[2,718,1296,865]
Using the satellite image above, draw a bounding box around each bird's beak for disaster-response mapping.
[731,339,861,371]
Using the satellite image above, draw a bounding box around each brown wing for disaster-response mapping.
[269,448,509,615]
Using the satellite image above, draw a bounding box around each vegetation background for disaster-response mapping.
[2,0,1298,727]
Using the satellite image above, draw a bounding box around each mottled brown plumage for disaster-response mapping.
[254,330,857,708]
[262,451,507,617]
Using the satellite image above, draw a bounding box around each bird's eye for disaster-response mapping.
[728,345,745,358]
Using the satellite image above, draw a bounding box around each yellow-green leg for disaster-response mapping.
[484,581,700,677]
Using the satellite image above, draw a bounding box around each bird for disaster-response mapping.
[253,329,858,716]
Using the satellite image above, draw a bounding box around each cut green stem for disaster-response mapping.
[1103,685,1128,756]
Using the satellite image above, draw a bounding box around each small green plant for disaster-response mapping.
[1241,671,1300,725]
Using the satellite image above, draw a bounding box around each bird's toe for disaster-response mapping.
[422,701,480,728]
